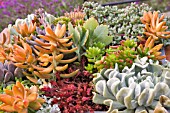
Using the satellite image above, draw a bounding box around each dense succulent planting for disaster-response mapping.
[68,17,112,60]
[0,13,79,83]
[0,1,170,113]
[83,2,152,44]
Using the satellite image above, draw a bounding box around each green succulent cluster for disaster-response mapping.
[83,2,152,45]
[68,17,113,61]
[52,16,71,27]
[95,39,137,71]
[93,56,170,113]
[85,42,105,73]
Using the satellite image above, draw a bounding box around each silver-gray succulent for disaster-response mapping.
[93,57,170,113]
[36,96,61,113]
[83,2,152,45]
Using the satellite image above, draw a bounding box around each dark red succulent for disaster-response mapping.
[41,56,107,113]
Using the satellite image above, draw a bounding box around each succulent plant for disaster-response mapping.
[95,39,137,71]
[140,11,170,40]
[52,16,71,27]
[36,104,61,113]
[0,61,23,87]
[93,56,170,113]
[13,21,36,37]
[83,2,152,45]
[85,42,105,73]
[0,20,79,83]
[64,7,85,26]
[154,95,170,113]
[137,36,166,60]
[68,17,112,60]
[0,81,45,113]
[34,8,56,26]
[36,95,61,113]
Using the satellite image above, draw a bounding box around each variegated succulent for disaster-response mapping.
[0,81,45,113]
[93,56,170,113]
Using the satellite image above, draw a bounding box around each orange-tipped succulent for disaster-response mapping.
[0,81,45,113]
[14,21,36,37]
[0,22,79,83]
[0,28,12,63]
[140,11,170,40]
[35,23,79,78]
[138,36,166,60]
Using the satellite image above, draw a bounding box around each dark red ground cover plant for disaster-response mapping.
[41,56,107,113]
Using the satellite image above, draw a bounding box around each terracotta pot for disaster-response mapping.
[165,45,170,61]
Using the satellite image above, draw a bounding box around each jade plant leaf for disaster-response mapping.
[83,17,99,35]
[93,25,113,46]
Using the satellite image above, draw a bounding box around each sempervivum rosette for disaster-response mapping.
[93,56,170,113]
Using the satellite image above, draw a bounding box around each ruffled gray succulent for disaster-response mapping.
[0,61,23,87]
[83,2,152,45]
[93,57,170,113]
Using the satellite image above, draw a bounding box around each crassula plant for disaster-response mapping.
[93,56,170,113]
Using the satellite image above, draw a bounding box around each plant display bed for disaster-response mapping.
[0,1,170,113]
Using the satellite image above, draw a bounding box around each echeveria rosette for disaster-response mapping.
[93,56,170,113]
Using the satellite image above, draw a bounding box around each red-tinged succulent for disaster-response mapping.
[0,81,45,113]
[64,7,85,26]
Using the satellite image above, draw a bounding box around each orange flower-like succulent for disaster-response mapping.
[14,21,36,37]
[140,11,170,40]
[0,81,45,113]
